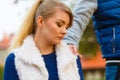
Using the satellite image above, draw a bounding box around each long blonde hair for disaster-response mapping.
[10,0,73,49]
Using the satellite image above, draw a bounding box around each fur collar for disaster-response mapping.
[14,35,80,80]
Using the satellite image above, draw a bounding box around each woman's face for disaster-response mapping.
[37,9,70,45]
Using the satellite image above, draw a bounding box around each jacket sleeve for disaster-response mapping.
[63,0,97,47]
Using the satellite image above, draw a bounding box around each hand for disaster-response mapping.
[68,44,82,59]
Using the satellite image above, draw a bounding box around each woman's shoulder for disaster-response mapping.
[4,53,19,80]
[5,53,15,64]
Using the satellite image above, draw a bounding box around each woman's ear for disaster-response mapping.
[37,16,44,28]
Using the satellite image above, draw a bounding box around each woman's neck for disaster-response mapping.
[38,44,55,55]
[34,35,55,55]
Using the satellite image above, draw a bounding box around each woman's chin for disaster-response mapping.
[54,41,61,45]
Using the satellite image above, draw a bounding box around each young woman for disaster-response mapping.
[4,0,83,80]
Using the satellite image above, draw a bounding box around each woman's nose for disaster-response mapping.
[61,27,67,34]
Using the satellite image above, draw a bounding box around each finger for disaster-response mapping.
[68,45,74,53]
[78,54,82,59]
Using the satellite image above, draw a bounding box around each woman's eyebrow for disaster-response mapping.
[57,19,65,24]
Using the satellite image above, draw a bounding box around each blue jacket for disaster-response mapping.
[92,0,120,58]
[64,0,120,58]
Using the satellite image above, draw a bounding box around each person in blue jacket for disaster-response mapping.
[4,0,84,80]
[64,0,120,80]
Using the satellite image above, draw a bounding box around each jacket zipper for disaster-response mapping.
[112,27,115,54]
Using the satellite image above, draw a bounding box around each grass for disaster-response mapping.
[0,66,4,80]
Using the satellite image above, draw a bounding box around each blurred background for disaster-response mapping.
[0,0,105,80]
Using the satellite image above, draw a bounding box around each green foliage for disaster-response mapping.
[0,66,4,80]
[79,20,99,56]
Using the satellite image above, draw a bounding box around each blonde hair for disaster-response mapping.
[10,0,73,49]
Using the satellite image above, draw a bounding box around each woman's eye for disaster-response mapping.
[57,23,62,27]
[66,27,69,30]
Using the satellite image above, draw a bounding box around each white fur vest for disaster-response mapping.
[13,35,80,80]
